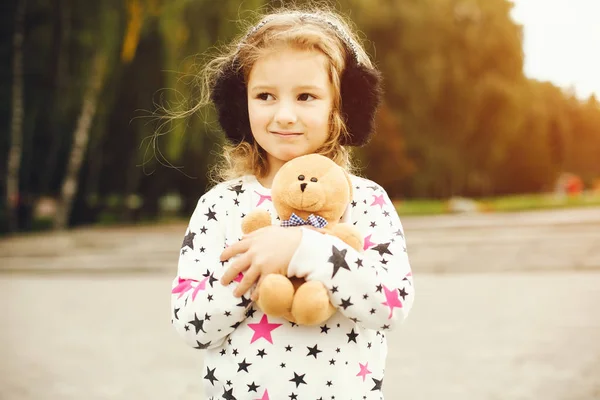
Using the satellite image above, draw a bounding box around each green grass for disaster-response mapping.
[394,191,600,216]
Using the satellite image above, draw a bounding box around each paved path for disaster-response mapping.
[2,207,600,274]
[2,273,599,400]
[1,207,600,399]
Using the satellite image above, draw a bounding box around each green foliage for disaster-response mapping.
[3,0,600,232]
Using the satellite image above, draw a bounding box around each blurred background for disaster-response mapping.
[2,1,600,400]
[1,0,599,235]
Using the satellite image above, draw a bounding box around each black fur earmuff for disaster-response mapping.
[210,15,383,147]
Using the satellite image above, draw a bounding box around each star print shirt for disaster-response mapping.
[171,174,415,400]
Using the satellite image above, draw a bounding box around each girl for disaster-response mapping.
[171,8,415,400]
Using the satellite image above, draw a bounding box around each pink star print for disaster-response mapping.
[255,191,272,206]
[356,362,372,381]
[255,389,270,400]
[363,234,376,251]
[191,277,208,301]
[248,315,282,344]
[234,272,244,283]
[371,194,386,208]
[171,278,194,298]
[382,285,403,319]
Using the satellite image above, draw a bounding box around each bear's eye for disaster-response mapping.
[298,175,305,181]
[310,177,318,182]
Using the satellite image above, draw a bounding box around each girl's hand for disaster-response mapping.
[220,226,303,297]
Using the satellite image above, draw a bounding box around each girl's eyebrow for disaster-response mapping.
[248,84,326,92]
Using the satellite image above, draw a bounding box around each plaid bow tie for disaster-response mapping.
[281,213,328,229]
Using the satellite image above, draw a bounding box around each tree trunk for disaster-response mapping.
[54,52,107,230]
[5,0,27,233]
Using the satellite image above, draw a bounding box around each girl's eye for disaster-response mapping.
[298,93,316,101]
[257,93,274,101]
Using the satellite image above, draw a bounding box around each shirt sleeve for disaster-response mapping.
[170,185,253,350]
[287,179,415,331]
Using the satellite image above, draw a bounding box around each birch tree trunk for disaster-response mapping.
[5,0,27,232]
[53,52,107,230]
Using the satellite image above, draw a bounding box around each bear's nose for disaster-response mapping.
[300,183,307,192]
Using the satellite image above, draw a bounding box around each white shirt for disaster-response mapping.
[171,174,415,400]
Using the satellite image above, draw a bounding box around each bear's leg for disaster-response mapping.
[255,274,294,318]
[291,280,336,326]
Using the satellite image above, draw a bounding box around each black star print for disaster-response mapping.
[363,294,369,300]
[245,307,256,318]
[173,308,180,319]
[370,221,377,228]
[399,287,408,300]
[376,284,383,293]
[204,366,218,386]
[237,358,251,372]
[290,372,307,388]
[289,394,298,400]
[200,247,206,253]
[224,311,232,317]
[184,325,190,331]
[346,328,359,343]
[236,295,251,308]
[339,297,353,310]
[306,344,322,358]
[331,286,339,293]
[181,248,188,255]
[247,382,259,392]
[181,231,195,250]
[370,308,376,314]
[320,324,330,334]
[232,349,239,356]
[200,226,207,234]
[257,349,266,358]
[371,242,393,256]
[203,270,218,287]
[205,207,217,221]
[233,198,240,206]
[285,345,293,352]
[222,387,236,400]
[371,377,383,391]
[329,359,336,365]
[280,363,286,368]
[229,184,245,196]
[189,314,206,334]
[194,340,211,349]
[326,380,333,387]
[328,246,350,278]
[355,259,363,268]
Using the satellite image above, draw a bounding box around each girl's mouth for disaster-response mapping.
[272,131,302,137]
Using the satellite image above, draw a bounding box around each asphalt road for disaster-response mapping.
[2,272,599,400]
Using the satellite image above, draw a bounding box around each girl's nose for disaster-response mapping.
[274,101,297,125]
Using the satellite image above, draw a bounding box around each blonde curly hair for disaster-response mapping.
[167,5,375,183]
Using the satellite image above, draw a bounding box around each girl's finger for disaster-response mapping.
[251,275,265,301]
[220,238,250,262]
[220,252,251,286]
[234,265,261,297]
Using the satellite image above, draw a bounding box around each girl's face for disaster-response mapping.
[247,48,334,174]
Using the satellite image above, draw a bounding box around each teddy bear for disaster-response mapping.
[241,153,363,326]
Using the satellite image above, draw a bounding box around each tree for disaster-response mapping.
[5,0,27,232]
